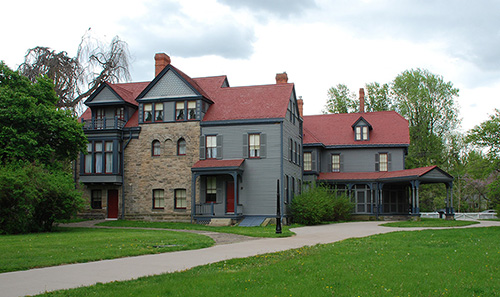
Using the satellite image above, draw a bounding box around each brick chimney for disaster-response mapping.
[297,96,304,118]
[155,53,171,77]
[275,72,288,84]
[359,88,365,113]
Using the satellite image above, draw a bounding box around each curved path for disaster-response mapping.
[1,220,499,297]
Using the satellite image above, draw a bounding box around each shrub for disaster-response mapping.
[0,163,84,234]
[290,185,353,225]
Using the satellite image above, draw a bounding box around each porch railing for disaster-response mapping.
[421,212,497,220]
[82,117,126,130]
[195,203,243,216]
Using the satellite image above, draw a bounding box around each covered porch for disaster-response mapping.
[191,159,245,223]
[318,166,454,219]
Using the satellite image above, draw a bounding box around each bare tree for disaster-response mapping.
[18,31,131,110]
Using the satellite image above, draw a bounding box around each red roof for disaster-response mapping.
[318,166,441,181]
[202,83,294,122]
[108,82,149,106]
[303,111,409,146]
[192,159,245,168]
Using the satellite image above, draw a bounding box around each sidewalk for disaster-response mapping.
[1,220,498,297]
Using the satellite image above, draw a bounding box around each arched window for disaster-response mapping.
[152,140,161,156]
[177,138,186,155]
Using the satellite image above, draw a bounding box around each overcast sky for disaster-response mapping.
[2,0,499,131]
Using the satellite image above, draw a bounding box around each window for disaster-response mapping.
[94,142,103,173]
[176,102,185,121]
[95,108,105,129]
[294,141,298,164]
[285,175,289,203]
[104,141,113,173]
[355,126,369,141]
[153,189,165,209]
[332,154,340,172]
[188,101,196,120]
[249,134,260,158]
[206,136,217,159]
[84,143,92,174]
[304,152,312,171]
[379,153,388,172]
[91,190,102,209]
[144,103,153,122]
[175,189,187,209]
[152,140,161,156]
[155,103,163,121]
[115,107,124,120]
[206,177,216,203]
[177,138,186,155]
[289,139,293,161]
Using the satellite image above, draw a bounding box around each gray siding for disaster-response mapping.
[201,123,283,216]
[282,94,302,207]
[319,147,405,173]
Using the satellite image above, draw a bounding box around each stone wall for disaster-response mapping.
[123,121,200,221]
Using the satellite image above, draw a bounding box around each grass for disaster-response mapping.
[381,218,480,228]
[0,227,213,273]
[40,226,500,296]
[97,220,297,237]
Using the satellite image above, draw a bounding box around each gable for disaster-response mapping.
[87,85,123,104]
[141,69,198,99]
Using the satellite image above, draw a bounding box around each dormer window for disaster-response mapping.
[188,101,196,120]
[176,102,185,121]
[144,103,153,122]
[355,126,369,141]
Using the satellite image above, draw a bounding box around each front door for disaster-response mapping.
[107,189,119,219]
[226,181,235,213]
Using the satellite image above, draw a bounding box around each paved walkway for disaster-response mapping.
[1,220,499,297]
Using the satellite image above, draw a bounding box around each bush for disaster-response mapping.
[0,163,84,234]
[290,185,353,225]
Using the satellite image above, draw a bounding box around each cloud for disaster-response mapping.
[217,0,318,19]
[118,0,256,63]
[316,0,500,73]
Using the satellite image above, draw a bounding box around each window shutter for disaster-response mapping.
[216,135,223,160]
[311,151,317,172]
[242,134,248,159]
[138,104,144,123]
[388,153,392,171]
[260,133,267,158]
[199,136,206,160]
[375,153,380,171]
[216,179,222,202]
[328,154,332,172]
[340,154,344,172]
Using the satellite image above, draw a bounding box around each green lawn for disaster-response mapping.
[381,218,480,228]
[97,220,297,237]
[0,227,213,273]
[39,226,500,296]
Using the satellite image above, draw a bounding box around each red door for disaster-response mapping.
[226,181,235,213]
[107,189,119,219]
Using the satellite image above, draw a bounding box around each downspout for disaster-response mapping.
[280,122,284,223]
[121,130,133,220]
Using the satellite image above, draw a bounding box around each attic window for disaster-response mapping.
[355,126,369,141]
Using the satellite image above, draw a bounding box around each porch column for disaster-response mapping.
[191,173,198,224]
[415,181,420,214]
[377,183,384,216]
[446,182,454,219]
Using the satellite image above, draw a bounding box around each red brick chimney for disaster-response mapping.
[359,88,365,113]
[155,53,171,77]
[297,96,304,118]
[275,72,288,84]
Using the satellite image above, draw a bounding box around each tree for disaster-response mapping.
[467,109,500,158]
[365,82,392,112]
[0,63,86,234]
[18,31,131,109]
[0,63,87,166]
[324,84,357,114]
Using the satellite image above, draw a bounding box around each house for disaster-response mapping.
[77,53,302,224]
[302,89,454,220]
[77,53,454,223]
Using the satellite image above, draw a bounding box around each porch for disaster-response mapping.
[191,159,245,223]
[318,166,454,219]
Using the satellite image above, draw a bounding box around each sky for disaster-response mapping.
[2,0,499,131]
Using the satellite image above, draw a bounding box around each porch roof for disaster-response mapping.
[191,159,245,173]
[318,166,453,184]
